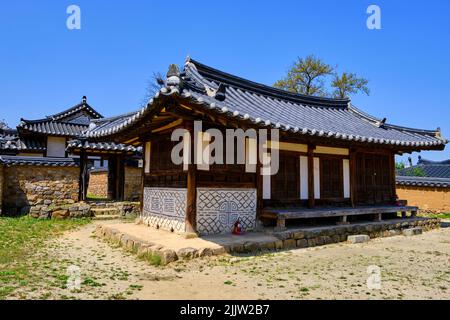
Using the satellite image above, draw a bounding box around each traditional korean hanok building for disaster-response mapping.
[82,57,447,235]
[0,98,142,215]
[15,96,103,158]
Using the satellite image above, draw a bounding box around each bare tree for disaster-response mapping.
[140,72,165,107]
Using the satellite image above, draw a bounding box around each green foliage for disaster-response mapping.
[274,55,369,98]
[406,167,426,177]
[274,55,333,96]
[331,72,370,98]
[396,162,406,170]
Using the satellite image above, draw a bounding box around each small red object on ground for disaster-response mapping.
[232,219,243,235]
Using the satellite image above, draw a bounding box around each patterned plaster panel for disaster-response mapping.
[196,188,257,235]
[142,187,187,233]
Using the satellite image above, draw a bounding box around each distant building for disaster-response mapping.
[397,158,450,212]
[0,97,141,215]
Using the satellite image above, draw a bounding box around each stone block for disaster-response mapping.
[402,228,423,236]
[347,235,370,244]
[52,209,69,219]
[293,231,305,239]
[177,247,198,260]
[283,239,296,249]
[296,239,308,248]
[161,249,178,264]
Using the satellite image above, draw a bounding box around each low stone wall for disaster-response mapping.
[96,217,440,265]
[30,202,91,219]
[124,166,141,201]
[87,170,108,199]
[272,217,440,249]
[89,201,140,214]
[2,165,79,215]
[397,185,449,213]
[29,201,140,219]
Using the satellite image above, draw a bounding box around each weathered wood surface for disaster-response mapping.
[262,205,419,220]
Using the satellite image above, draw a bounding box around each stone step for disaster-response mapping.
[90,208,120,216]
[92,215,122,221]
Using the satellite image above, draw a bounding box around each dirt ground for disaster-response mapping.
[9,221,450,300]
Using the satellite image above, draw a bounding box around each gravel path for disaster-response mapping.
[11,221,450,300]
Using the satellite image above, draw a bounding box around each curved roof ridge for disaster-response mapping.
[47,101,103,120]
[92,110,138,124]
[418,158,450,165]
[186,58,350,108]
[348,103,440,137]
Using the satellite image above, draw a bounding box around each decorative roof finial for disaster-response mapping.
[436,127,442,138]
[166,64,181,87]
[215,83,226,101]
[82,96,87,103]
[376,117,386,128]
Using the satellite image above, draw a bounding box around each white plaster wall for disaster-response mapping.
[343,159,350,198]
[300,156,308,200]
[46,136,66,157]
[314,157,320,199]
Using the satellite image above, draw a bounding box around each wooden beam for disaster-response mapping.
[307,144,316,208]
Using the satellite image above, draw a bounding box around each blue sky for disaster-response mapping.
[0,0,448,163]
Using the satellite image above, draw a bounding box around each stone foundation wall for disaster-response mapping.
[124,166,141,201]
[397,185,450,213]
[273,217,440,249]
[2,165,79,215]
[88,170,108,199]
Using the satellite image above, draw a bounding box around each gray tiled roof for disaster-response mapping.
[19,120,87,137]
[18,98,103,137]
[67,139,141,153]
[0,137,46,152]
[396,176,450,188]
[0,155,79,167]
[397,158,450,179]
[84,57,447,149]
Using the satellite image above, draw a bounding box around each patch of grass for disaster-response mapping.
[87,193,109,201]
[0,216,90,299]
[418,212,450,220]
[82,278,104,287]
[224,280,233,285]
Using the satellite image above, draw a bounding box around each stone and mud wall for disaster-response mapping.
[1,165,79,216]
[397,185,450,213]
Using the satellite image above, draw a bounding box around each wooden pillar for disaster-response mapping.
[78,150,89,201]
[349,149,357,207]
[116,155,125,201]
[390,152,397,203]
[185,122,197,234]
[307,144,315,208]
[107,157,117,200]
[256,157,263,220]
